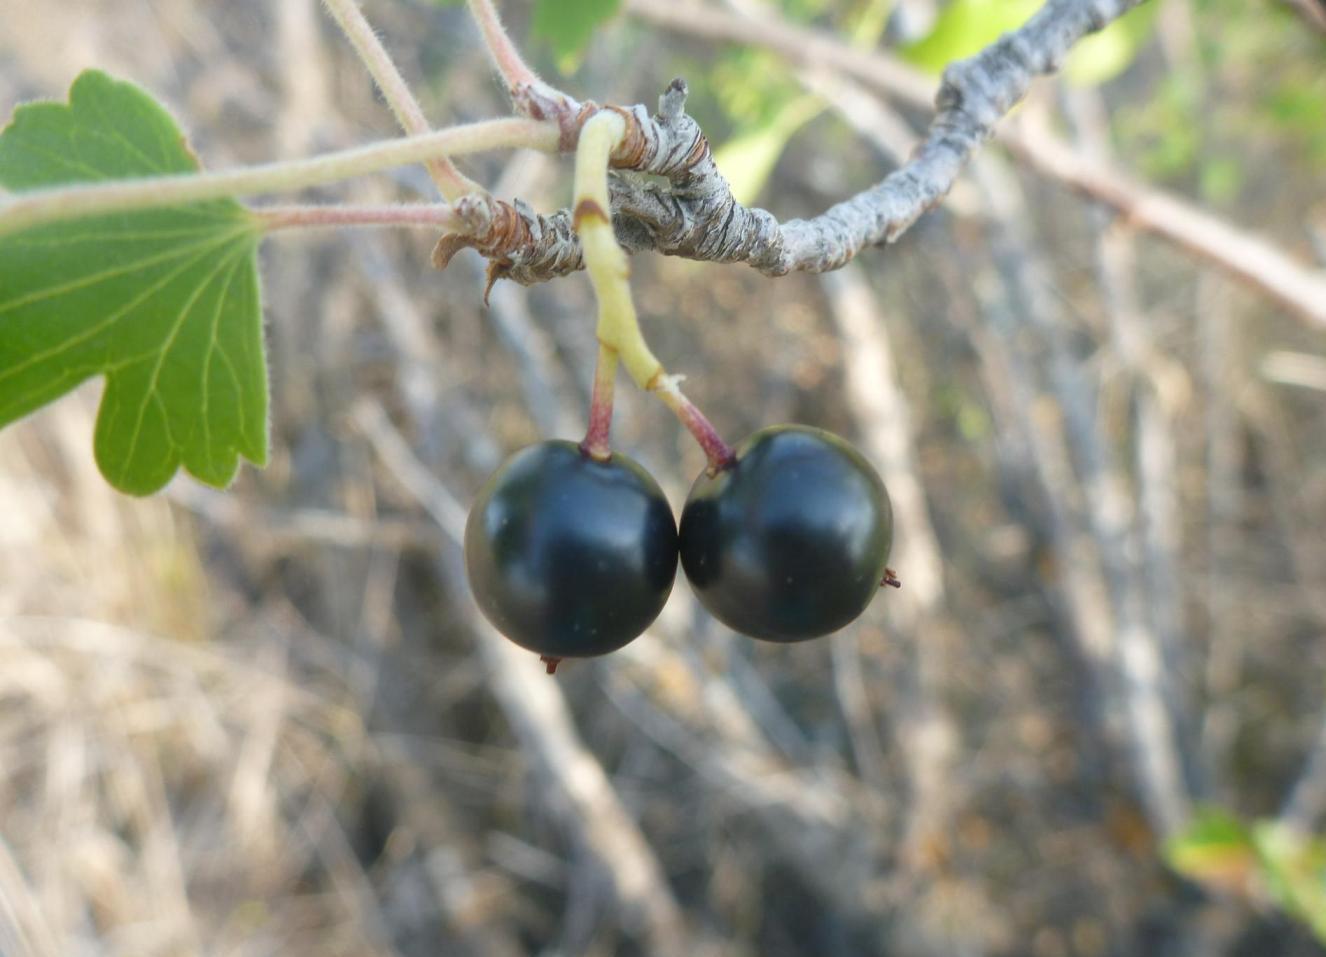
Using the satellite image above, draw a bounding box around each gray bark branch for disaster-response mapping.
[444,0,1145,286]
[629,0,1326,329]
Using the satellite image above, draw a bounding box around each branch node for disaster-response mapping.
[607,105,652,169]
[574,199,609,229]
[659,78,688,120]
[515,83,595,151]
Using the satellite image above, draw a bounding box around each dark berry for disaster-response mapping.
[464,440,678,660]
[679,425,893,642]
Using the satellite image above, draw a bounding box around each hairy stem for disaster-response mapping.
[467,0,549,99]
[257,202,461,233]
[321,0,480,200]
[0,118,557,238]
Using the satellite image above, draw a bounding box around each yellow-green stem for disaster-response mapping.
[572,109,735,470]
[574,111,664,390]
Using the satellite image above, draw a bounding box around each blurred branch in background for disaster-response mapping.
[434,0,1152,281]
[353,400,693,957]
[1280,0,1326,32]
[820,265,960,874]
[974,147,1192,838]
[628,0,1326,328]
[1064,82,1199,828]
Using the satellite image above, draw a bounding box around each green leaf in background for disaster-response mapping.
[1116,73,1202,179]
[903,0,1155,87]
[532,0,622,72]
[0,70,267,496]
[1164,806,1257,890]
[713,95,824,206]
[707,0,901,207]
[1253,823,1326,945]
[1199,154,1243,205]
[1168,810,1326,945]
[901,0,1041,74]
[1063,1,1159,86]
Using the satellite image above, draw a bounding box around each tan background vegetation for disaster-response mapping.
[1,1,1324,954]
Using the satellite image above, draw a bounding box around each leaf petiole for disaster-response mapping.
[0,117,557,239]
[256,202,461,234]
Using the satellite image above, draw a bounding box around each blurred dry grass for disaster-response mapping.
[2,1,1326,955]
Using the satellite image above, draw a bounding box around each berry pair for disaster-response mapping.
[464,426,894,668]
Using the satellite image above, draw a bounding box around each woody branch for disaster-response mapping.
[442,0,1146,287]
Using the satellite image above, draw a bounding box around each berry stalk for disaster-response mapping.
[0,118,557,238]
[652,376,736,472]
[574,111,664,391]
[580,342,619,461]
[572,109,736,469]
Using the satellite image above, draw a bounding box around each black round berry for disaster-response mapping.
[679,425,893,642]
[464,440,678,659]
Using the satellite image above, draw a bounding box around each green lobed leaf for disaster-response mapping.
[532,0,621,71]
[0,70,267,496]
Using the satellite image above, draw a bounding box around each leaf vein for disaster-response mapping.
[201,251,247,475]
[87,97,172,174]
[0,227,248,315]
[11,142,111,182]
[0,231,243,384]
[117,242,247,483]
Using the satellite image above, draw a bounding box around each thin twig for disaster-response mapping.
[821,264,959,866]
[0,118,557,238]
[626,0,1326,329]
[466,0,552,100]
[1007,115,1326,329]
[321,0,480,199]
[975,151,1191,838]
[1064,85,1198,799]
[256,202,461,233]
[1196,274,1240,799]
[1281,709,1326,836]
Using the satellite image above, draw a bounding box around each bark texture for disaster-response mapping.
[437,0,1145,286]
